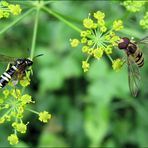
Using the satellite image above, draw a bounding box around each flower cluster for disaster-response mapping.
[0,76,51,145]
[0,0,22,19]
[140,11,148,29]
[122,1,146,12]
[70,11,124,72]
[123,1,148,29]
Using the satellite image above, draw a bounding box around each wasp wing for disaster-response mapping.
[127,55,141,97]
[0,54,16,63]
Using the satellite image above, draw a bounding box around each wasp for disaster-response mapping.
[118,36,148,97]
[0,54,42,88]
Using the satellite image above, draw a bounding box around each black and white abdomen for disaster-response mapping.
[0,65,17,88]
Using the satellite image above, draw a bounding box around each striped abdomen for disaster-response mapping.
[133,49,144,67]
[0,65,17,88]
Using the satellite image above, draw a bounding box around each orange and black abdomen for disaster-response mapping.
[118,37,144,68]
[134,49,144,67]
[127,42,144,68]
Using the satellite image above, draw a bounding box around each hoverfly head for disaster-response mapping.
[118,37,130,50]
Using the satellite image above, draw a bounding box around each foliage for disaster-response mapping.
[0,0,148,147]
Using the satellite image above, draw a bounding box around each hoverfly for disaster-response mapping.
[118,36,148,97]
[0,54,42,88]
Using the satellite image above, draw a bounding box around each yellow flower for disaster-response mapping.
[105,45,112,55]
[100,26,107,33]
[8,4,22,15]
[21,94,32,104]
[82,46,89,53]
[1,1,9,6]
[81,37,87,44]
[110,35,120,46]
[8,134,19,145]
[16,123,27,134]
[20,76,30,87]
[98,19,105,26]
[80,31,87,37]
[94,11,105,20]
[3,89,9,97]
[113,20,123,31]
[0,118,5,124]
[92,23,97,29]
[83,18,94,29]
[87,40,93,46]
[10,89,21,99]
[123,1,146,12]
[3,12,10,18]
[87,48,93,55]
[140,11,148,29]
[71,10,123,72]
[86,30,91,36]
[112,59,124,72]
[70,39,80,47]
[82,61,89,72]
[0,10,4,19]
[93,48,103,59]
[39,111,51,123]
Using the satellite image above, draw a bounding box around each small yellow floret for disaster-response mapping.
[94,11,105,20]
[112,59,124,72]
[8,4,22,15]
[83,18,94,29]
[82,61,90,72]
[39,111,51,123]
[8,134,19,145]
[113,20,123,31]
[93,48,103,59]
[70,39,80,47]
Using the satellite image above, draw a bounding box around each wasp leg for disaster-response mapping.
[11,80,19,99]
[5,63,12,71]
[25,69,32,79]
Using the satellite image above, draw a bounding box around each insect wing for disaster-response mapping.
[0,54,16,63]
[136,36,148,44]
[127,55,141,97]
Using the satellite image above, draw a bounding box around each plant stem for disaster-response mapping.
[42,6,82,33]
[0,8,35,35]
[26,108,39,114]
[30,8,40,60]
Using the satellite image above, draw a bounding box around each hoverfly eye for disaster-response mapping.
[118,37,130,49]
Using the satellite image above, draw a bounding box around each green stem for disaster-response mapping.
[0,8,35,35]
[100,42,113,63]
[42,6,82,33]
[30,8,40,60]
[26,108,39,115]
[107,54,113,63]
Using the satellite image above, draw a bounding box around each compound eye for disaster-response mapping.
[118,37,130,49]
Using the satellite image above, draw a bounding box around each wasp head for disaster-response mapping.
[118,37,130,50]
[16,59,33,67]
[25,59,33,66]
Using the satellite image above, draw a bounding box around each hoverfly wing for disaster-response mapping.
[136,36,148,44]
[0,54,16,63]
[127,55,141,97]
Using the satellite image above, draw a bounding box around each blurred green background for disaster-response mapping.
[0,0,148,147]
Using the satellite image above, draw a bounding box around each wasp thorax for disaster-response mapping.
[118,37,130,49]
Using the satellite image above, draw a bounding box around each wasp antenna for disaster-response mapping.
[33,54,44,60]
